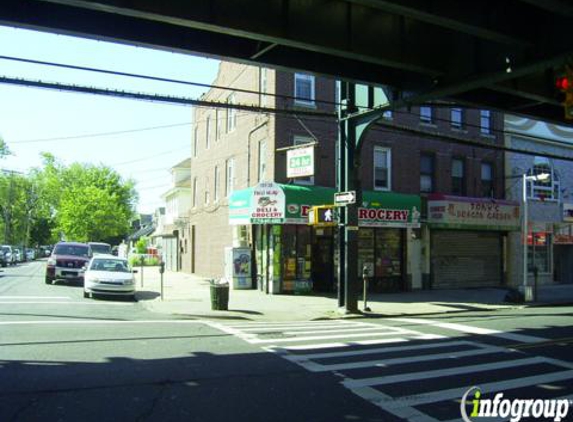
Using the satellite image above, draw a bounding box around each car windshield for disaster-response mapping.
[90,259,129,273]
[1,247,9,253]
[90,244,111,254]
[54,244,90,257]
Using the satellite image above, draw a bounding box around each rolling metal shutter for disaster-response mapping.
[431,230,501,289]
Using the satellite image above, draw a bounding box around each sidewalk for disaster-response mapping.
[137,267,573,321]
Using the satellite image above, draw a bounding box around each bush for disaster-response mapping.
[129,254,160,267]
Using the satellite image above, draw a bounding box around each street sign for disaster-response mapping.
[334,190,356,206]
[287,145,314,178]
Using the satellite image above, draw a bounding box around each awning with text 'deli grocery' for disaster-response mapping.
[229,182,421,228]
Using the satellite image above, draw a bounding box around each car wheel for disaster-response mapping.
[45,277,52,285]
[83,291,90,299]
[1,262,6,268]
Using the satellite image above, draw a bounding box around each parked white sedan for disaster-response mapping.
[83,254,136,300]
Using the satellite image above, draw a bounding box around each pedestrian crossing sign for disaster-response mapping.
[308,205,338,227]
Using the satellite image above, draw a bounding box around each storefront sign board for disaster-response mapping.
[251,182,286,224]
[287,146,314,178]
[428,195,520,231]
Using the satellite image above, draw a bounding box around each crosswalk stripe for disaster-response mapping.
[282,326,403,336]
[248,330,416,344]
[296,345,508,373]
[343,356,547,388]
[240,323,360,332]
[392,318,547,344]
[384,370,573,408]
[285,340,475,361]
[223,320,357,328]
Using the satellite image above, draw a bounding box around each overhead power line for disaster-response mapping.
[0,76,336,118]
[10,122,192,144]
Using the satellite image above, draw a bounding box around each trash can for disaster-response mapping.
[210,279,229,310]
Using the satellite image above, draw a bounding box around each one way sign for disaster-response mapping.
[334,191,356,206]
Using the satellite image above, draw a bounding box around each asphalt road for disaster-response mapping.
[2,260,573,422]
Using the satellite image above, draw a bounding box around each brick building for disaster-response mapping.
[188,61,511,293]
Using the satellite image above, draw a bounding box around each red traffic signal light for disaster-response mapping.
[556,76,571,92]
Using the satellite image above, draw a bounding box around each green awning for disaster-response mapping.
[229,182,421,228]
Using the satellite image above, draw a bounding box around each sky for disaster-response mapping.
[0,25,220,214]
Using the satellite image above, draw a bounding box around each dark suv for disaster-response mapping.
[45,242,92,285]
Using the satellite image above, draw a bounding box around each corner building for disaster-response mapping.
[188,61,509,293]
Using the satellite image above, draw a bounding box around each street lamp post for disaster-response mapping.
[521,172,550,299]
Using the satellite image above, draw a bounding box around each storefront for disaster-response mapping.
[427,194,520,289]
[229,182,421,294]
[553,203,573,284]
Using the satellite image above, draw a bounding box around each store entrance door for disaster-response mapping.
[312,236,334,292]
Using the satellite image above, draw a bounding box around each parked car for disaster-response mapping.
[45,242,92,285]
[0,247,7,267]
[25,248,35,261]
[83,254,136,300]
[2,245,15,266]
[13,248,22,263]
[88,242,112,255]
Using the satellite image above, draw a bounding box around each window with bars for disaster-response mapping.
[451,158,465,195]
[294,73,315,106]
[420,154,434,193]
[374,147,391,191]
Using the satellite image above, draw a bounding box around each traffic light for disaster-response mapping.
[555,68,573,119]
[308,205,338,227]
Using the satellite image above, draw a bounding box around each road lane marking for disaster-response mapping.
[343,356,547,388]
[0,296,71,299]
[391,317,547,343]
[0,320,208,325]
[0,301,132,306]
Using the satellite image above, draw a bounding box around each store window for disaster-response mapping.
[375,230,402,279]
[528,231,550,273]
[420,153,434,193]
[374,147,391,191]
[526,158,560,201]
[282,226,312,291]
[452,158,465,195]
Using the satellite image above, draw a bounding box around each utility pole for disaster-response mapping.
[336,82,392,313]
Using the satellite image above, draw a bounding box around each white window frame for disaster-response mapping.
[292,135,315,185]
[294,73,315,106]
[192,177,198,208]
[214,165,220,202]
[420,106,433,124]
[451,108,463,129]
[226,158,234,196]
[373,146,392,191]
[480,110,492,135]
[192,126,198,158]
[526,159,560,202]
[260,67,268,106]
[205,115,211,150]
[227,93,237,133]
